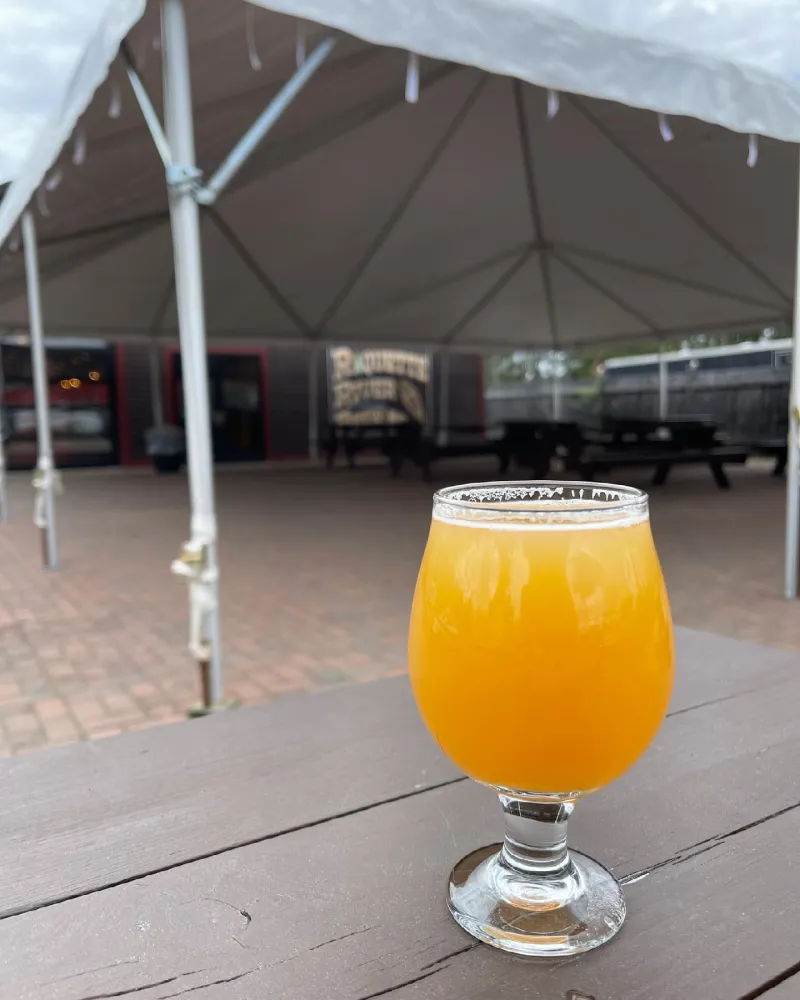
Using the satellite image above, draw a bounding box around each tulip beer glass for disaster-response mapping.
[408,482,673,957]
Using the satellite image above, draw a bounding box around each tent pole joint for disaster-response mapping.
[166,163,203,195]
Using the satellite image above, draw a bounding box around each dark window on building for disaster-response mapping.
[1,341,118,470]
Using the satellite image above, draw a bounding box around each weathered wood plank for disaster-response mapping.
[4,659,800,999]
[380,801,800,1000]
[668,627,797,718]
[0,676,460,919]
[0,627,792,921]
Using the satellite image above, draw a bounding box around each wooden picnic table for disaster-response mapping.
[3,627,800,999]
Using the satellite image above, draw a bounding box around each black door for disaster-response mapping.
[172,352,266,462]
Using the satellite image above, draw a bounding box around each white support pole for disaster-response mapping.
[658,350,669,420]
[308,346,319,461]
[438,353,450,446]
[785,165,800,598]
[149,338,165,426]
[162,0,223,707]
[22,210,58,569]
[0,344,8,524]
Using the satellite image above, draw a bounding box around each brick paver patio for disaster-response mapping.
[0,459,796,755]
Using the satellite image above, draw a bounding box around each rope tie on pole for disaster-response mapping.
[171,530,220,710]
[171,539,218,661]
[32,461,62,529]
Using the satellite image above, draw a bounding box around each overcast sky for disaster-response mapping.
[0,2,100,181]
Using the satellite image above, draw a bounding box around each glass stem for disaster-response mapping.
[498,792,576,879]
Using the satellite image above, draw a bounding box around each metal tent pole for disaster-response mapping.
[0,344,8,524]
[784,167,800,598]
[162,0,223,707]
[149,338,165,426]
[308,346,319,461]
[21,211,58,569]
[438,353,450,446]
[658,349,669,420]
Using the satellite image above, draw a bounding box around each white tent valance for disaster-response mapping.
[250,0,800,143]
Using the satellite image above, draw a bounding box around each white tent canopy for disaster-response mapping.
[1,0,800,707]
[0,1,795,350]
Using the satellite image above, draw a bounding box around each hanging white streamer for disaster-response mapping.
[296,21,307,67]
[72,128,87,165]
[36,170,63,217]
[8,231,19,253]
[405,52,420,104]
[45,169,63,193]
[657,113,674,142]
[546,89,560,120]
[245,4,262,71]
[747,134,759,168]
[108,80,122,119]
[36,188,49,216]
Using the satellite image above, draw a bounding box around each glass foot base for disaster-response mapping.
[448,843,626,958]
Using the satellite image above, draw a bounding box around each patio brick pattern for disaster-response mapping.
[0,459,796,755]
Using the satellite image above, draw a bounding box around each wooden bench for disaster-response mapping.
[577,445,749,490]
[403,426,503,481]
[750,437,788,476]
[577,444,749,488]
[323,423,421,470]
[498,420,585,476]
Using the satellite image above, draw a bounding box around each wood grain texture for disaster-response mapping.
[3,778,799,1000]
[0,675,460,919]
[0,627,786,919]
[4,636,800,999]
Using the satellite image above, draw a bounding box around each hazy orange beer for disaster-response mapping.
[408,482,674,957]
[409,503,673,792]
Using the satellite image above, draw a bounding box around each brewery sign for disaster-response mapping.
[329,347,429,427]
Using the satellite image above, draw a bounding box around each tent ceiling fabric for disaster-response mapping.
[0,0,795,350]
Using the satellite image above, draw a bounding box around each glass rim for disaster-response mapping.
[432,480,649,516]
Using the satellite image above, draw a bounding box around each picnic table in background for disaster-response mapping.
[501,417,750,488]
[3,628,800,999]
[323,422,505,480]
